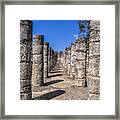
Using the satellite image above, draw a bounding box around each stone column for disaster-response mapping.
[59,51,63,66]
[48,47,51,73]
[53,51,58,67]
[44,42,49,78]
[50,49,54,70]
[32,35,44,89]
[20,20,32,100]
[64,48,69,75]
[69,43,76,80]
[67,47,71,78]
[87,20,100,100]
[75,38,86,87]
[49,47,53,71]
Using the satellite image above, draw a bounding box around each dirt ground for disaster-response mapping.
[32,63,90,100]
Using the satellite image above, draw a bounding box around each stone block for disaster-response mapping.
[20,20,32,41]
[76,40,86,52]
[32,63,43,74]
[76,52,86,60]
[87,56,100,77]
[76,60,85,70]
[20,85,31,93]
[87,76,100,94]
[20,41,32,62]
[20,79,31,88]
[89,41,100,56]
[32,45,43,55]
[33,54,43,64]
[20,63,32,80]
[20,92,32,100]
[76,69,85,78]
[32,73,43,86]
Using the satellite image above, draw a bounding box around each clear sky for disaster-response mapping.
[32,20,79,52]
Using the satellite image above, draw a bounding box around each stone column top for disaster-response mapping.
[65,47,68,51]
[33,34,44,44]
[33,34,44,39]
[44,42,49,46]
[20,20,32,26]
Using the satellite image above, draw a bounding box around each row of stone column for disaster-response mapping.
[32,35,56,89]
[59,38,86,86]
[59,20,100,99]
[20,20,57,100]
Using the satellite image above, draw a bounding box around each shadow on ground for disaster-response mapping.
[48,73,63,78]
[44,79,64,86]
[50,71,62,73]
[32,90,65,100]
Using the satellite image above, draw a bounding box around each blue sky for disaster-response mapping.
[32,20,79,52]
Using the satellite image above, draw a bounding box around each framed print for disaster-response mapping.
[0,0,119,119]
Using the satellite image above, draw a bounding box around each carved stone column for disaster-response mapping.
[44,42,49,78]
[87,20,100,100]
[48,47,52,72]
[20,20,32,100]
[69,43,76,80]
[75,38,86,87]
[32,35,44,89]
[67,47,71,78]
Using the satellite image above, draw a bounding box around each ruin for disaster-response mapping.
[20,20,100,100]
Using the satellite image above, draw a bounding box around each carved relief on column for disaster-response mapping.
[32,35,44,90]
[20,20,32,100]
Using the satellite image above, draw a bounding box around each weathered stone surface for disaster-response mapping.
[32,54,43,64]
[20,41,32,62]
[32,64,42,74]
[75,78,85,87]
[76,60,85,69]
[75,39,86,52]
[87,76,100,97]
[87,56,100,77]
[20,92,32,100]
[89,41,100,57]
[32,45,43,55]
[20,20,32,42]
[20,63,32,80]
[20,85,31,93]
[20,80,31,88]
[76,51,86,60]
[48,47,51,72]
[32,35,44,88]
[87,20,100,99]
[20,20,32,100]
[32,73,43,86]
[44,42,49,78]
